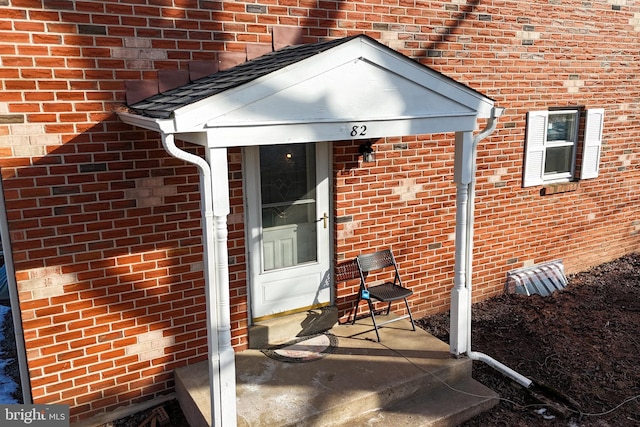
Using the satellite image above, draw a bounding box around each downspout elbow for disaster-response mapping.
[467,350,533,388]
[473,107,504,149]
[161,134,212,196]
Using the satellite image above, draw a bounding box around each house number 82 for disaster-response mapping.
[350,125,367,137]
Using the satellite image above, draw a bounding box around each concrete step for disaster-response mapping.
[248,306,338,348]
[345,377,498,427]
[176,317,499,427]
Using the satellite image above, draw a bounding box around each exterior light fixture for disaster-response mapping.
[358,141,376,163]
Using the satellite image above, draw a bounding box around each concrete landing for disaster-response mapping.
[248,306,339,348]
[175,316,498,427]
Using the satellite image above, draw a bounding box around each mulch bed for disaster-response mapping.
[418,252,640,426]
[3,254,639,426]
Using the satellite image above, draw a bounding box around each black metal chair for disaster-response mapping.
[352,249,416,341]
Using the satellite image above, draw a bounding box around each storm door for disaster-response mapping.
[245,142,331,320]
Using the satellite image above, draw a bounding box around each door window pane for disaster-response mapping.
[259,145,317,270]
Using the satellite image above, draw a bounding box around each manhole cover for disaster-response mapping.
[262,333,338,363]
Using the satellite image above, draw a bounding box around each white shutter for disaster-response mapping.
[580,108,604,179]
[523,111,548,187]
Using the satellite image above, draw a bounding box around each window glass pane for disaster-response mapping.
[259,144,318,270]
[544,146,573,175]
[547,112,577,142]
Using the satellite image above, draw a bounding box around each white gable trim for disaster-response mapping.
[173,37,493,129]
[356,40,495,117]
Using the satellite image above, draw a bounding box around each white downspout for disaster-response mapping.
[161,134,236,426]
[464,108,533,388]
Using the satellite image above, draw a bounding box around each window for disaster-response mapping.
[523,108,604,187]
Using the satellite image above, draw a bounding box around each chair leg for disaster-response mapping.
[385,302,391,315]
[351,294,362,325]
[367,299,381,342]
[404,297,416,331]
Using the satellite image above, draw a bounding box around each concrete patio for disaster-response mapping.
[175,312,498,427]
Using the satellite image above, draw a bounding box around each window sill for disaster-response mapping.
[541,182,579,196]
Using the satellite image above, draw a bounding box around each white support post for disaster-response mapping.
[450,131,474,356]
[206,146,237,427]
[202,204,223,427]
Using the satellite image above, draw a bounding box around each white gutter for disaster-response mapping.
[117,111,177,134]
[465,107,533,389]
[160,134,232,426]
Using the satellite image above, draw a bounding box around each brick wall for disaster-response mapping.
[333,135,460,317]
[1,125,209,420]
[0,0,638,423]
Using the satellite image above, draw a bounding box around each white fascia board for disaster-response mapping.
[201,114,477,147]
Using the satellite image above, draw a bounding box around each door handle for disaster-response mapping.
[322,212,328,229]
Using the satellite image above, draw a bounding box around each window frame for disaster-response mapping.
[523,107,604,187]
[543,108,580,181]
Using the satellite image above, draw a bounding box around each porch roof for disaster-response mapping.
[118,34,497,146]
[115,33,505,427]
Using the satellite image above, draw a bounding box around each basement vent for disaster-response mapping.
[505,259,568,296]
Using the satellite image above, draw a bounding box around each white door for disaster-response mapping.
[246,142,331,320]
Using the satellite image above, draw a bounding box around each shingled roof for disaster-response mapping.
[119,34,498,145]
[128,36,357,119]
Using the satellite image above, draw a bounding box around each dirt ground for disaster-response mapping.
[3,253,639,426]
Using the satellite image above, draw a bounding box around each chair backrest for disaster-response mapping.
[357,249,395,272]
[356,249,401,287]
[336,259,359,282]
